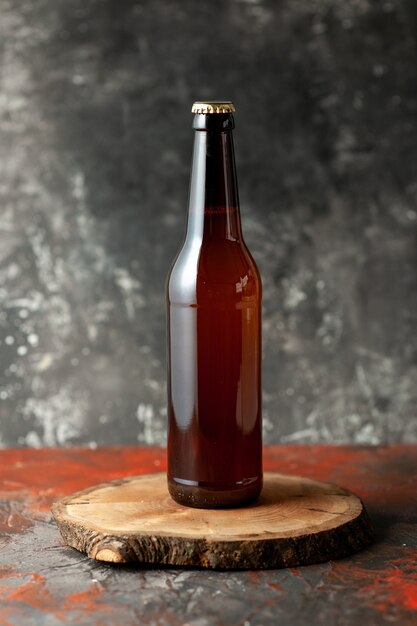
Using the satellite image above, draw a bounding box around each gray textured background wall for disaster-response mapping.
[0,0,416,448]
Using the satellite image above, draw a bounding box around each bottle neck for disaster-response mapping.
[186,128,242,242]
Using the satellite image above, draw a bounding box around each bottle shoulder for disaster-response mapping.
[198,239,260,284]
[167,238,261,305]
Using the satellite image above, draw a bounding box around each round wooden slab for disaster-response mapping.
[52,472,373,569]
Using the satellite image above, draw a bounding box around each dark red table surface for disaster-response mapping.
[0,445,416,626]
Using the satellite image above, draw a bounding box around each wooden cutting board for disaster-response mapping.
[52,472,373,569]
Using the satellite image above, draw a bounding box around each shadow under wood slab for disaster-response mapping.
[52,472,374,569]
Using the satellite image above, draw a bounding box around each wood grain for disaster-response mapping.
[52,472,373,569]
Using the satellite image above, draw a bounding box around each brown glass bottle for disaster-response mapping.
[166,101,262,508]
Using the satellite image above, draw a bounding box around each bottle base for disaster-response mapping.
[168,476,263,509]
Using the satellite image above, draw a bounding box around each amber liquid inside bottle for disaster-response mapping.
[167,111,262,508]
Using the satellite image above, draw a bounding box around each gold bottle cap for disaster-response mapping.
[191,101,235,114]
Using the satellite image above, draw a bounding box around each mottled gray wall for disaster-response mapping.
[0,0,416,447]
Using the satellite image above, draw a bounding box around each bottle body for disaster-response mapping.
[166,107,262,508]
